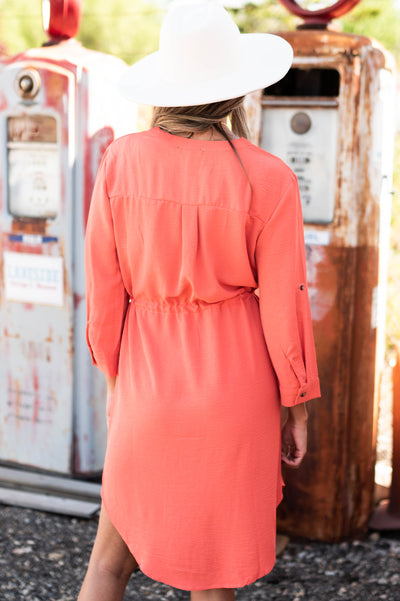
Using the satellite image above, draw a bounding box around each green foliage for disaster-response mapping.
[340,0,400,58]
[228,1,295,33]
[77,0,164,64]
[229,0,400,59]
[1,1,399,61]
[0,0,399,347]
[0,0,44,54]
[0,0,164,63]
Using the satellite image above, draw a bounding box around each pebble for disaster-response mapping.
[12,545,32,555]
[0,503,400,601]
[48,551,64,561]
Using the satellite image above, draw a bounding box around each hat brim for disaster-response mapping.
[119,33,293,107]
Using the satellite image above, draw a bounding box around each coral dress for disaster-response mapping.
[85,127,320,591]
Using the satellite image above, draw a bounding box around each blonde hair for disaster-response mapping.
[151,97,251,186]
[151,97,249,140]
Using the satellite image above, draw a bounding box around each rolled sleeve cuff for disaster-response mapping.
[86,324,119,378]
[280,376,321,407]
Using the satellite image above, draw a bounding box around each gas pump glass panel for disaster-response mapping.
[262,68,340,224]
[7,115,60,219]
[294,0,341,7]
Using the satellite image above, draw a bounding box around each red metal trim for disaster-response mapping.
[43,0,82,40]
[278,0,362,26]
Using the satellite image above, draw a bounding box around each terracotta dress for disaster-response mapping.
[85,127,320,591]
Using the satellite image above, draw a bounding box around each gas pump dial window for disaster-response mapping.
[262,68,340,224]
[7,115,60,219]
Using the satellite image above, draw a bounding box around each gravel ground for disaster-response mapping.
[1,503,400,601]
[1,364,398,601]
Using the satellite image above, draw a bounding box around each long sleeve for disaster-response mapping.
[255,174,320,406]
[85,150,129,377]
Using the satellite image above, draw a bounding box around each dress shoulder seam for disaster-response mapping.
[108,193,267,225]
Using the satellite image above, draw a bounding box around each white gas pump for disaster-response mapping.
[0,0,136,476]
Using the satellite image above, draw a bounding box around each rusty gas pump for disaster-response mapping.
[257,0,396,541]
[0,0,136,477]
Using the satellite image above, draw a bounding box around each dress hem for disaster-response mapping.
[101,494,279,592]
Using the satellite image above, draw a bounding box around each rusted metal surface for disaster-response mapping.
[0,39,136,475]
[257,30,396,541]
[369,347,400,529]
[244,90,262,146]
[389,346,400,515]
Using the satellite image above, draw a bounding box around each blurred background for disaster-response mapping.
[0,0,399,521]
[1,0,398,355]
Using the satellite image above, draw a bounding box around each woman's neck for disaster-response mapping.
[189,124,238,141]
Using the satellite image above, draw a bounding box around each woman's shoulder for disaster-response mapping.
[240,138,295,182]
[238,140,298,224]
[106,129,158,158]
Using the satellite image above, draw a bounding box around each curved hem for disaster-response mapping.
[101,493,278,592]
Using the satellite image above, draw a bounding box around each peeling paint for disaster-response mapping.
[0,40,135,475]
[256,30,396,542]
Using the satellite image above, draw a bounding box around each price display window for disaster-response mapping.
[7,115,60,219]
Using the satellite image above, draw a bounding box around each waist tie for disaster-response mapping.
[130,290,255,314]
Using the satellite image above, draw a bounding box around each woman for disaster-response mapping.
[79,2,320,601]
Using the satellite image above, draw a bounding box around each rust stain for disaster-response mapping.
[388,347,400,514]
[43,69,66,106]
[278,245,359,541]
[45,327,54,343]
[278,30,389,69]
[272,30,394,542]
[11,218,47,235]
[32,368,40,424]
[22,303,34,311]
[0,90,8,111]
[4,327,20,339]
[73,292,84,309]
[50,389,58,409]
[244,90,262,146]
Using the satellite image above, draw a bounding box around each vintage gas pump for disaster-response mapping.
[258,0,396,540]
[0,0,136,475]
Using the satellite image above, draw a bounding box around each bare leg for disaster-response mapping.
[77,503,139,601]
[191,589,235,601]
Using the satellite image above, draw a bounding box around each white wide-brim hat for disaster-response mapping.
[119,0,293,107]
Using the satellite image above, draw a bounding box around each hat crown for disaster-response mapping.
[119,0,293,107]
[159,1,241,85]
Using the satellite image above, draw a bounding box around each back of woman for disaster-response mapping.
[90,127,293,305]
[80,2,321,600]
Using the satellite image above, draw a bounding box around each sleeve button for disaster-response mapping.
[300,392,306,397]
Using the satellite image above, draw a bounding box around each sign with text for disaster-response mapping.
[4,251,64,306]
